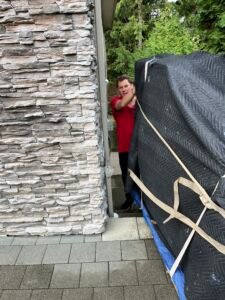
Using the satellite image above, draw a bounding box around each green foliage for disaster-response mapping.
[175,0,225,53]
[106,1,202,82]
[135,5,200,60]
[106,0,166,81]
[107,43,135,80]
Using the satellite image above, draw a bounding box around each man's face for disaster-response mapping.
[118,79,132,97]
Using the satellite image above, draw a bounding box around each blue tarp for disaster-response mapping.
[132,189,186,300]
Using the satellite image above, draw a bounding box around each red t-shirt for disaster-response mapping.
[111,95,135,153]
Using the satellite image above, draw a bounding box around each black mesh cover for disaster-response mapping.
[128,52,225,299]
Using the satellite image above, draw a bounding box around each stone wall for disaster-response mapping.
[0,0,108,236]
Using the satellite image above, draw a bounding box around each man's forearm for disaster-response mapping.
[115,93,135,110]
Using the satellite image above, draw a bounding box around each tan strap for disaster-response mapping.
[164,177,210,223]
[129,169,225,255]
[169,207,207,277]
[137,100,225,219]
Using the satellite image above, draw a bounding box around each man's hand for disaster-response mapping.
[115,87,135,110]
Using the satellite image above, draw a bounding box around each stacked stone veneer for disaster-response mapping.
[0,0,108,236]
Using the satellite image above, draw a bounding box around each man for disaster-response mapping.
[111,75,136,209]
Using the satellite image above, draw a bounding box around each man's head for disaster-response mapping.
[116,75,134,97]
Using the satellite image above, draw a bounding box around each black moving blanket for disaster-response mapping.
[128,52,225,299]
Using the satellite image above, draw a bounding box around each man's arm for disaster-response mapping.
[114,89,135,111]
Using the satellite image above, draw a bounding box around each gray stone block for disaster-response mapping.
[96,241,121,262]
[80,262,108,288]
[124,285,156,300]
[16,245,46,265]
[20,265,54,289]
[85,234,102,242]
[136,260,168,285]
[36,236,61,245]
[137,217,152,239]
[61,235,84,244]
[12,236,37,246]
[154,284,178,300]
[102,218,139,241]
[94,287,124,300]
[0,266,26,289]
[42,244,71,264]
[0,246,21,265]
[31,289,63,300]
[1,290,32,300]
[109,261,138,286]
[50,263,81,288]
[0,237,14,246]
[121,240,147,260]
[145,240,161,259]
[62,288,93,300]
[70,242,95,263]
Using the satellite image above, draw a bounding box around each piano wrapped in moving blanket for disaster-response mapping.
[127,52,225,299]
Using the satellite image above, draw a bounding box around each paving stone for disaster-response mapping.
[61,235,84,244]
[12,236,37,246]
[85,234,102,242]
[36,236,61,245]
[136,260,167,285]
[96,241,121,262]
[50,263,81,288]
[154,284,178,299]
[137,217,152,239]
[1,290,32,300]
[16,245,46,265]
[124,285,156,300]
[70,242,95,263]
[31,289,63,300]
[80,262,108,288]
[62,288,93,300]
[102,218,139,241]
[20,265,54,289]
[121,240,147,260]
[42,244,71,264]
[145,240,161,259]
[0,223,177,300]
[94,287,124,300]
[0,266,26,289]
[0,237,14,246]
[0,246,21,265]
[109,261,138,286]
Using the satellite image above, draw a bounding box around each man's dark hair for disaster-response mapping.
[116,75,134,87]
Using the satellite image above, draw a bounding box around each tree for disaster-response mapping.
[116,4,202,77]
[105,0,166,81]
[134,4,200,60]
[175,0,225,53]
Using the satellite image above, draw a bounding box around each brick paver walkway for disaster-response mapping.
[0,217,178,300]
